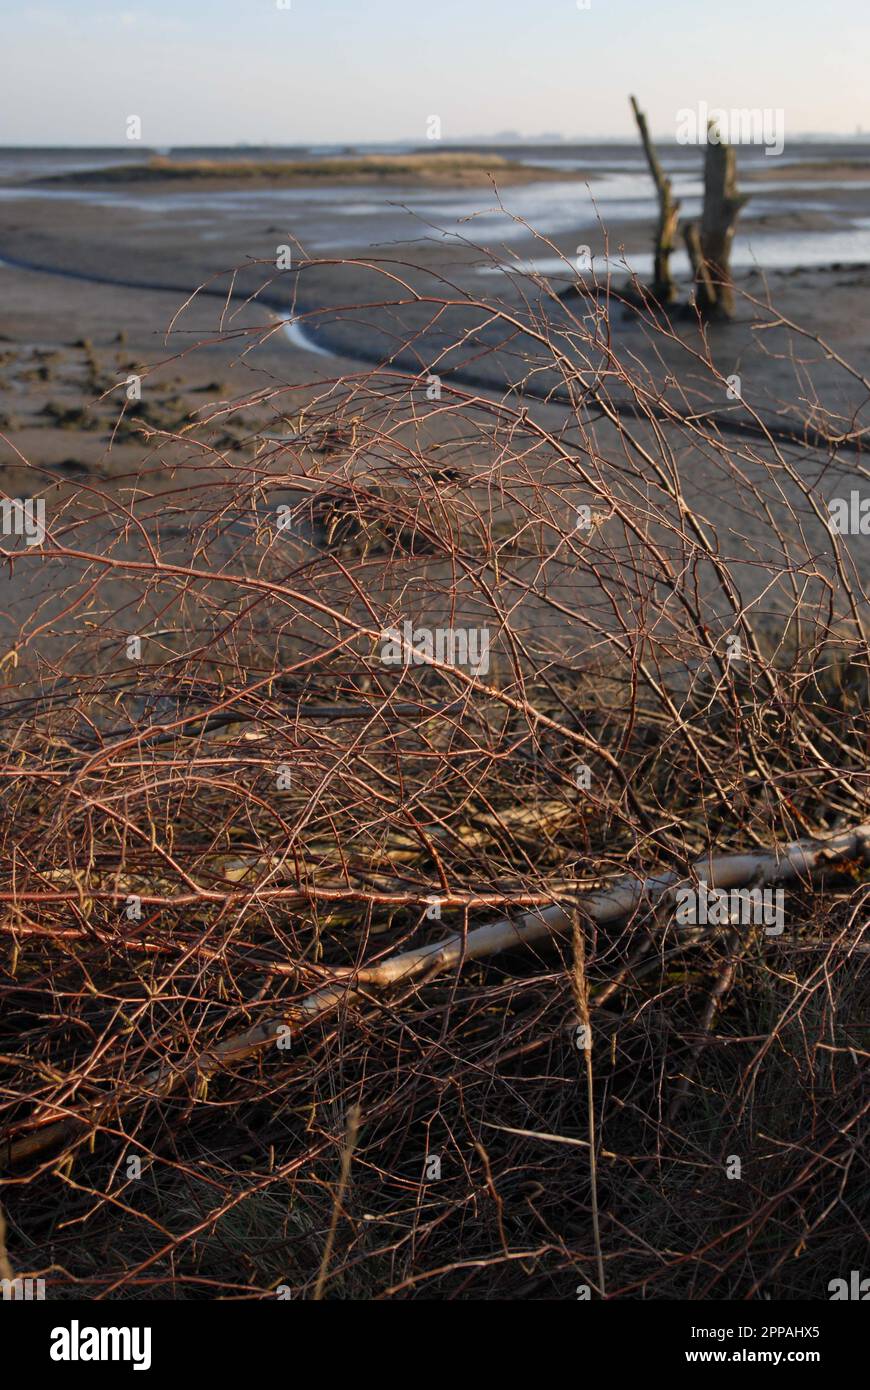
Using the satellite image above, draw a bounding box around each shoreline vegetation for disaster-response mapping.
[740,158,870,181]
[1,260,868,1302]
[24,154,870,194]
[1,127,868,1301]
[33,152,592,188]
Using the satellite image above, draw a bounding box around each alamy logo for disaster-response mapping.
[675,884,784,935]
[50,1320,152,1371]
[828,1271,870,1299]
[380,621,490,676]
[0,498,45,546]
[1,1276,45,1300]
[675,103,784,157]
[827,491,870,535]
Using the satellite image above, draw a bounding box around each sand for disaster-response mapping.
[1,156,868,672]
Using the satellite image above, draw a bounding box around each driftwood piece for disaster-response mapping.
[6,819,869,1166]
[629,95,681,304]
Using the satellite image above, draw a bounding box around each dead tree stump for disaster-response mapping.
[683,223,717,308]
[629,95,680,304]
[687,124,749,319]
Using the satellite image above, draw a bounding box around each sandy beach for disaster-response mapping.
[1,140,869,660]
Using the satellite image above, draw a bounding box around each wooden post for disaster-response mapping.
[629,95,680,304]
[693,122,749,318]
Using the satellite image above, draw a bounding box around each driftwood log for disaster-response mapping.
[5,818,868,1166]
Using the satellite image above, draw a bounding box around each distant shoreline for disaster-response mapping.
[32,153,593,190]
[742,159,870,182]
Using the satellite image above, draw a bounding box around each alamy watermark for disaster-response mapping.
[827,491,870,535]
[0,497,45,547]
[676,102,785,157]
[828,1270,869,1299]
[50,1321,152,1371]
[675,883,785,935]
[380,621,490,676]
[2,1276,45,1300]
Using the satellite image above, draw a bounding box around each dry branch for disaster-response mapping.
[2,250,868,1297]
[630,95,681,303]
[7,818,867,1167]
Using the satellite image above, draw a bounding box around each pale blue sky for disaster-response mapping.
[1,0,867,145]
